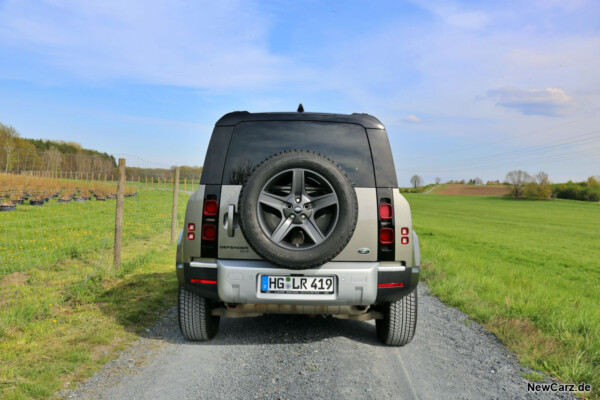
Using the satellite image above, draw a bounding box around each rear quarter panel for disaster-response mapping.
[182,185,205,262]
[393,191,416,266]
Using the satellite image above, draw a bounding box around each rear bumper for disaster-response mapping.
[177,259,419,306]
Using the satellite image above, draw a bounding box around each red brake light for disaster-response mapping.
[379,204,393,220]
[379,228,394,244]
[401,227,409,236]
[401,236,409,245]
[187,232,195,240]
[378,282,404,288]
[188,223,195,232]
[203,200,218,216]
[191,279,217,284]
[202,225,217,241]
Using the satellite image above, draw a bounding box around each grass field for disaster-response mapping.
[1,188,176,274]
[405,194,599,397]
[0,189,188,399]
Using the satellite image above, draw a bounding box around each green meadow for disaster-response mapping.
[405,194,599,397]
[1,189,177,274]
[0,190,188,399]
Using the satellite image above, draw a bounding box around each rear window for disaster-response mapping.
[222,121,375,187]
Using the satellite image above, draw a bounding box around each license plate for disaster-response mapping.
[260,275,335,294]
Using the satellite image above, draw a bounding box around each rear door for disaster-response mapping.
[217,121,378,261]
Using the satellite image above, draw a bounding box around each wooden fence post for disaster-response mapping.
[171,167,180,244]
[114,158,126,269]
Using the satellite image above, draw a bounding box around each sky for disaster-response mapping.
[1,0,599,185]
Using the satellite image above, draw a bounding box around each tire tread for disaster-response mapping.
[377,290,418,346]
[178,286,219,341]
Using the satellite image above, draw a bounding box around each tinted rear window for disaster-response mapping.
[223,121,375,187]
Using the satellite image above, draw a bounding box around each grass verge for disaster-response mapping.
[405,194,599,398]
[0,230,178,399]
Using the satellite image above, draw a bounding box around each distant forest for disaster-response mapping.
[0,122,202,180]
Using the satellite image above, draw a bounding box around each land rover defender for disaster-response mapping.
[176,109,420,346]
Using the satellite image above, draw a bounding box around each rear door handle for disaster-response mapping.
[227,204,235,237]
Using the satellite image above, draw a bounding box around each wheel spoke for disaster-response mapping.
[292,169,304,196]
[258,191,286,210]
[302,218,325,244]
[270,217,294,243]
[310,193,337,211]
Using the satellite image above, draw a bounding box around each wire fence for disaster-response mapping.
[0,152,196,277]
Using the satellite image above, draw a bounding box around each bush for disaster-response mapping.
[552,180,600,202]
[538,184,552,200]
[523,182,539,199]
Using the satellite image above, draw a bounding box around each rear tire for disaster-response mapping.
[178,286,220,341]
[376,290,418,346]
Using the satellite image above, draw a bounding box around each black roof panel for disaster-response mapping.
[215,111,385,129]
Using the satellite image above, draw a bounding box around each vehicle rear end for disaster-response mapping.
[176,112,419,345]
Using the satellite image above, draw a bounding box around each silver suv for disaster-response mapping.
[176,109,420,346]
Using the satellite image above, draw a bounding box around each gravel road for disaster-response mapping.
[63,284,572,400]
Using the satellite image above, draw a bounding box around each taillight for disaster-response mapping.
[188,223,195,231]
[203,200,218,216]
[379,204,393,219]
[200,189,219,258]
[191,279,217,284]
[400,226,409,245]
[378,282,404,288]
[187,232,195,240]
[379,228,394,244]
[202,225,217,241]
[377,195,395,260]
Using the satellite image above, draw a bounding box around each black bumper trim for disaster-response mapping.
[179,262,219,300]
[376,266,420,303]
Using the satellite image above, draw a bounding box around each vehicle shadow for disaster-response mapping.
[214,314,382,346]
[95,273,385,347]
[144,309,385,347]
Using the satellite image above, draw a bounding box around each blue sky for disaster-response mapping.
[1,0,599,185]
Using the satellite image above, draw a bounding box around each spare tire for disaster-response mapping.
[238,150,358,269]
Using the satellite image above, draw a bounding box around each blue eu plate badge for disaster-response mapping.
[261,275,269,292]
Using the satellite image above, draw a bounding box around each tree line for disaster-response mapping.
[505,170,600,201]
[407,170,600,202]
[1,122,203,182]
[125,166,203,182]
[1,122,115,175]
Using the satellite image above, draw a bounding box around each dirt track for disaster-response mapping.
[63,284,571,400]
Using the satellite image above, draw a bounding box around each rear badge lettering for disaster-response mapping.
[358,248,370,255]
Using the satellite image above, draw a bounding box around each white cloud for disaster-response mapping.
[0,0,297,88]
[402,115,422,123]
[487,87,576,117]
